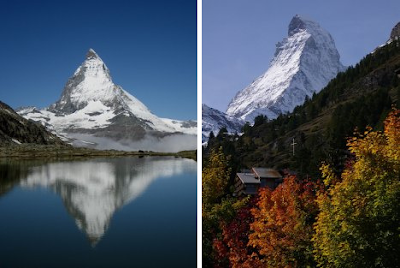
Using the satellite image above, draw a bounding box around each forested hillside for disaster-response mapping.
[205,39,400,179]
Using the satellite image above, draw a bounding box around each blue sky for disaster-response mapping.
[203,0,400,112]
[0,0,197,120]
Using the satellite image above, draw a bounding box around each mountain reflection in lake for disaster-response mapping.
[0,156,196,268]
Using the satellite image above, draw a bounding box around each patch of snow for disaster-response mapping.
[12,138,21,144]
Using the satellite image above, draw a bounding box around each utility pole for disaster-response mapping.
[291,138,297,156]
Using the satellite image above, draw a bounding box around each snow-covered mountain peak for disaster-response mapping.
[77,48,111,79]
[18,49,196,151]
[86,48,100,59]
[288,15,310,35]
[287,15,339,57]
[226,15,345,122]
[289,15,322,36]
[50,48,117,114]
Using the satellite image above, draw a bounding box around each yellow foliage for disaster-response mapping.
[313,109,400,267]
[202,147,231,212]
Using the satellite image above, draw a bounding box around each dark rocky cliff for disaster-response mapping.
[390,22,400,40]
[0,101,65,146]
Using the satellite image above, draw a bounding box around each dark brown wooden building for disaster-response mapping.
[234,167,283,196]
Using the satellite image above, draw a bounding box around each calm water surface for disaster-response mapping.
[0,156,197,268]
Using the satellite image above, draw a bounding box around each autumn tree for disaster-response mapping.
[202,147,234,267]
[248,175,320,267]
[313,109,400,267]
[213,197,263,268]
[203,147,231,210]
[203,197,251,268]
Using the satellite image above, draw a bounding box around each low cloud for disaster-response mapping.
[68,133,197,153]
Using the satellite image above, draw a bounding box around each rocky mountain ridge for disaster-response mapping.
[390,22,400,40]
[18,49,196,152]
[0,100,64,146]
[202,104,243,142]
[226,15,346,122]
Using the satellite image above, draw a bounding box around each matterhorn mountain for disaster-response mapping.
[202,104,243,143]
[18,49,196,152]
[226,15,346,122]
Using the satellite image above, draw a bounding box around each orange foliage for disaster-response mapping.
[249,176,320,267]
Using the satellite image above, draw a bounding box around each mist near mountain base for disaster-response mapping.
[68,133,197,153]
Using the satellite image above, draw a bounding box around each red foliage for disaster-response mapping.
[213,198,262,268]
[248,176,320,267]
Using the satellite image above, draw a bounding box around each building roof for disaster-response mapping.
[237,173,260,184]
[252,168,282,179]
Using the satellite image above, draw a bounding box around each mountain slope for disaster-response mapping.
[226,15,346,122]
[0,100,64,146]
[18,49,196,152]
[202,104,243,142]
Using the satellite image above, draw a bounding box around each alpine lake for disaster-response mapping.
[0,155,197,268]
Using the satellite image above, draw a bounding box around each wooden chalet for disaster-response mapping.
[234,167,283,196]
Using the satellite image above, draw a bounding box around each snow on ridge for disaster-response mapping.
[18,49,197,151]
[20,101,114,131]
[62,49,115,109]
[226,15,345,123]
[160,118,197,135]
[56,49,194,134]
[202,104,243,142]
